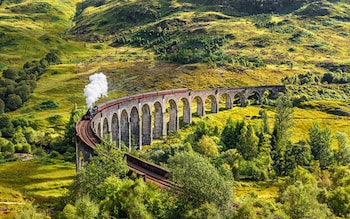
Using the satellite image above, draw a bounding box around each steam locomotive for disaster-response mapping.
[82,88,188,120]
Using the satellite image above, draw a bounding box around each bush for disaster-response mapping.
[34,147,46,157]
[49,150,64,159]
[238,160,267,180]
[45,52,61,64]
[35,100,59,110]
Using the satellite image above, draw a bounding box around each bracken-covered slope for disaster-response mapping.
[71,0,350,71]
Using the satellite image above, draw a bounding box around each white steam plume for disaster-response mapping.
[84,72,108,108]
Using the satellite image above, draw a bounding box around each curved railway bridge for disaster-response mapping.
[76,85,286,188]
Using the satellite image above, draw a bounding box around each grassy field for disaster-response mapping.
[2,0,349,128]
[0,158,75,218]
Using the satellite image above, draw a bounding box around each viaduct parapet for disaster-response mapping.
[85,85,285,151]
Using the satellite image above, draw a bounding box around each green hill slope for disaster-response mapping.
[0,0,348,124]
[72,0,350,70]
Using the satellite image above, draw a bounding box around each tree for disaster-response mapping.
[167,152,233,215]
[284,140,312,175]
[14,84,31,102]
[281,181,331,219]
[271,94,294,176]
[327,186,350,217]
[6,94,22,111]
[62,196,99,219]
[0,98,4,114]
[23,127,37,144]
[12,126,28,152]
[61,104,85,153]
[184,202,221,219]
[70,140,129,200]
[98,176,172,219]
[334,131,350,166]
[3,68,19,80]
[217,149,242,179]
[0,137,14,154]
[221,118,244,151]
[255,133,273,179]
[236,201,257,219]
[308,122,332,169]
[331,166,350,187]
[195,135,219,158]
[0,114,14,138]
[237,123,259,160]
[280,167,331,219]
[259,109,270,134]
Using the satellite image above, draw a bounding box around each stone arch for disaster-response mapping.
[142,104,152,145]
[120,110,129,149]
[263,89,280,101]
[192,96,204,117]
[153,101,163,139]
[102,117,109,139]
[180,97,191,125]
[219,93,232,110]
[97,122,101,137]
[111,113,119,148]
[246,91,261,105]
[167,99,178,132]
[130,107,141,150]
[205,95,218,113]
[233,92,245,106]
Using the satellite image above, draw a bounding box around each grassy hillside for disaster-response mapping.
[72,0,350,71]
[0,158,75,218]
[0,0,348,122]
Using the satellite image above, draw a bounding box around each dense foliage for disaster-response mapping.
[0,104,84,163]
[0,52,61,112]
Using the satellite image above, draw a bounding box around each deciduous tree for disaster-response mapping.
[195,135,219,158]
[334,131,350,166]
[237,123,259,160]
[271,94,294,176]
[309,122,333,169]
[168,152,233,215]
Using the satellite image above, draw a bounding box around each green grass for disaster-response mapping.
[234,181,279,203]
[1,0,349,129]
[0,158,75,218]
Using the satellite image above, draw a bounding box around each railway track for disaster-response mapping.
[76,119,179,189]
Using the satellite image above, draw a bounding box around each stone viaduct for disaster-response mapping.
[88,85,286,150]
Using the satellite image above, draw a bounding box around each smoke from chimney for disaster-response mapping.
[84,72,108,108]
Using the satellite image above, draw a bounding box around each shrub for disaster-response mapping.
[35,100,59,110]
[49,150,64,159]
[34,147,46,157]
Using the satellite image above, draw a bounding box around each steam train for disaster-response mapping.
[82,88,188,120]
